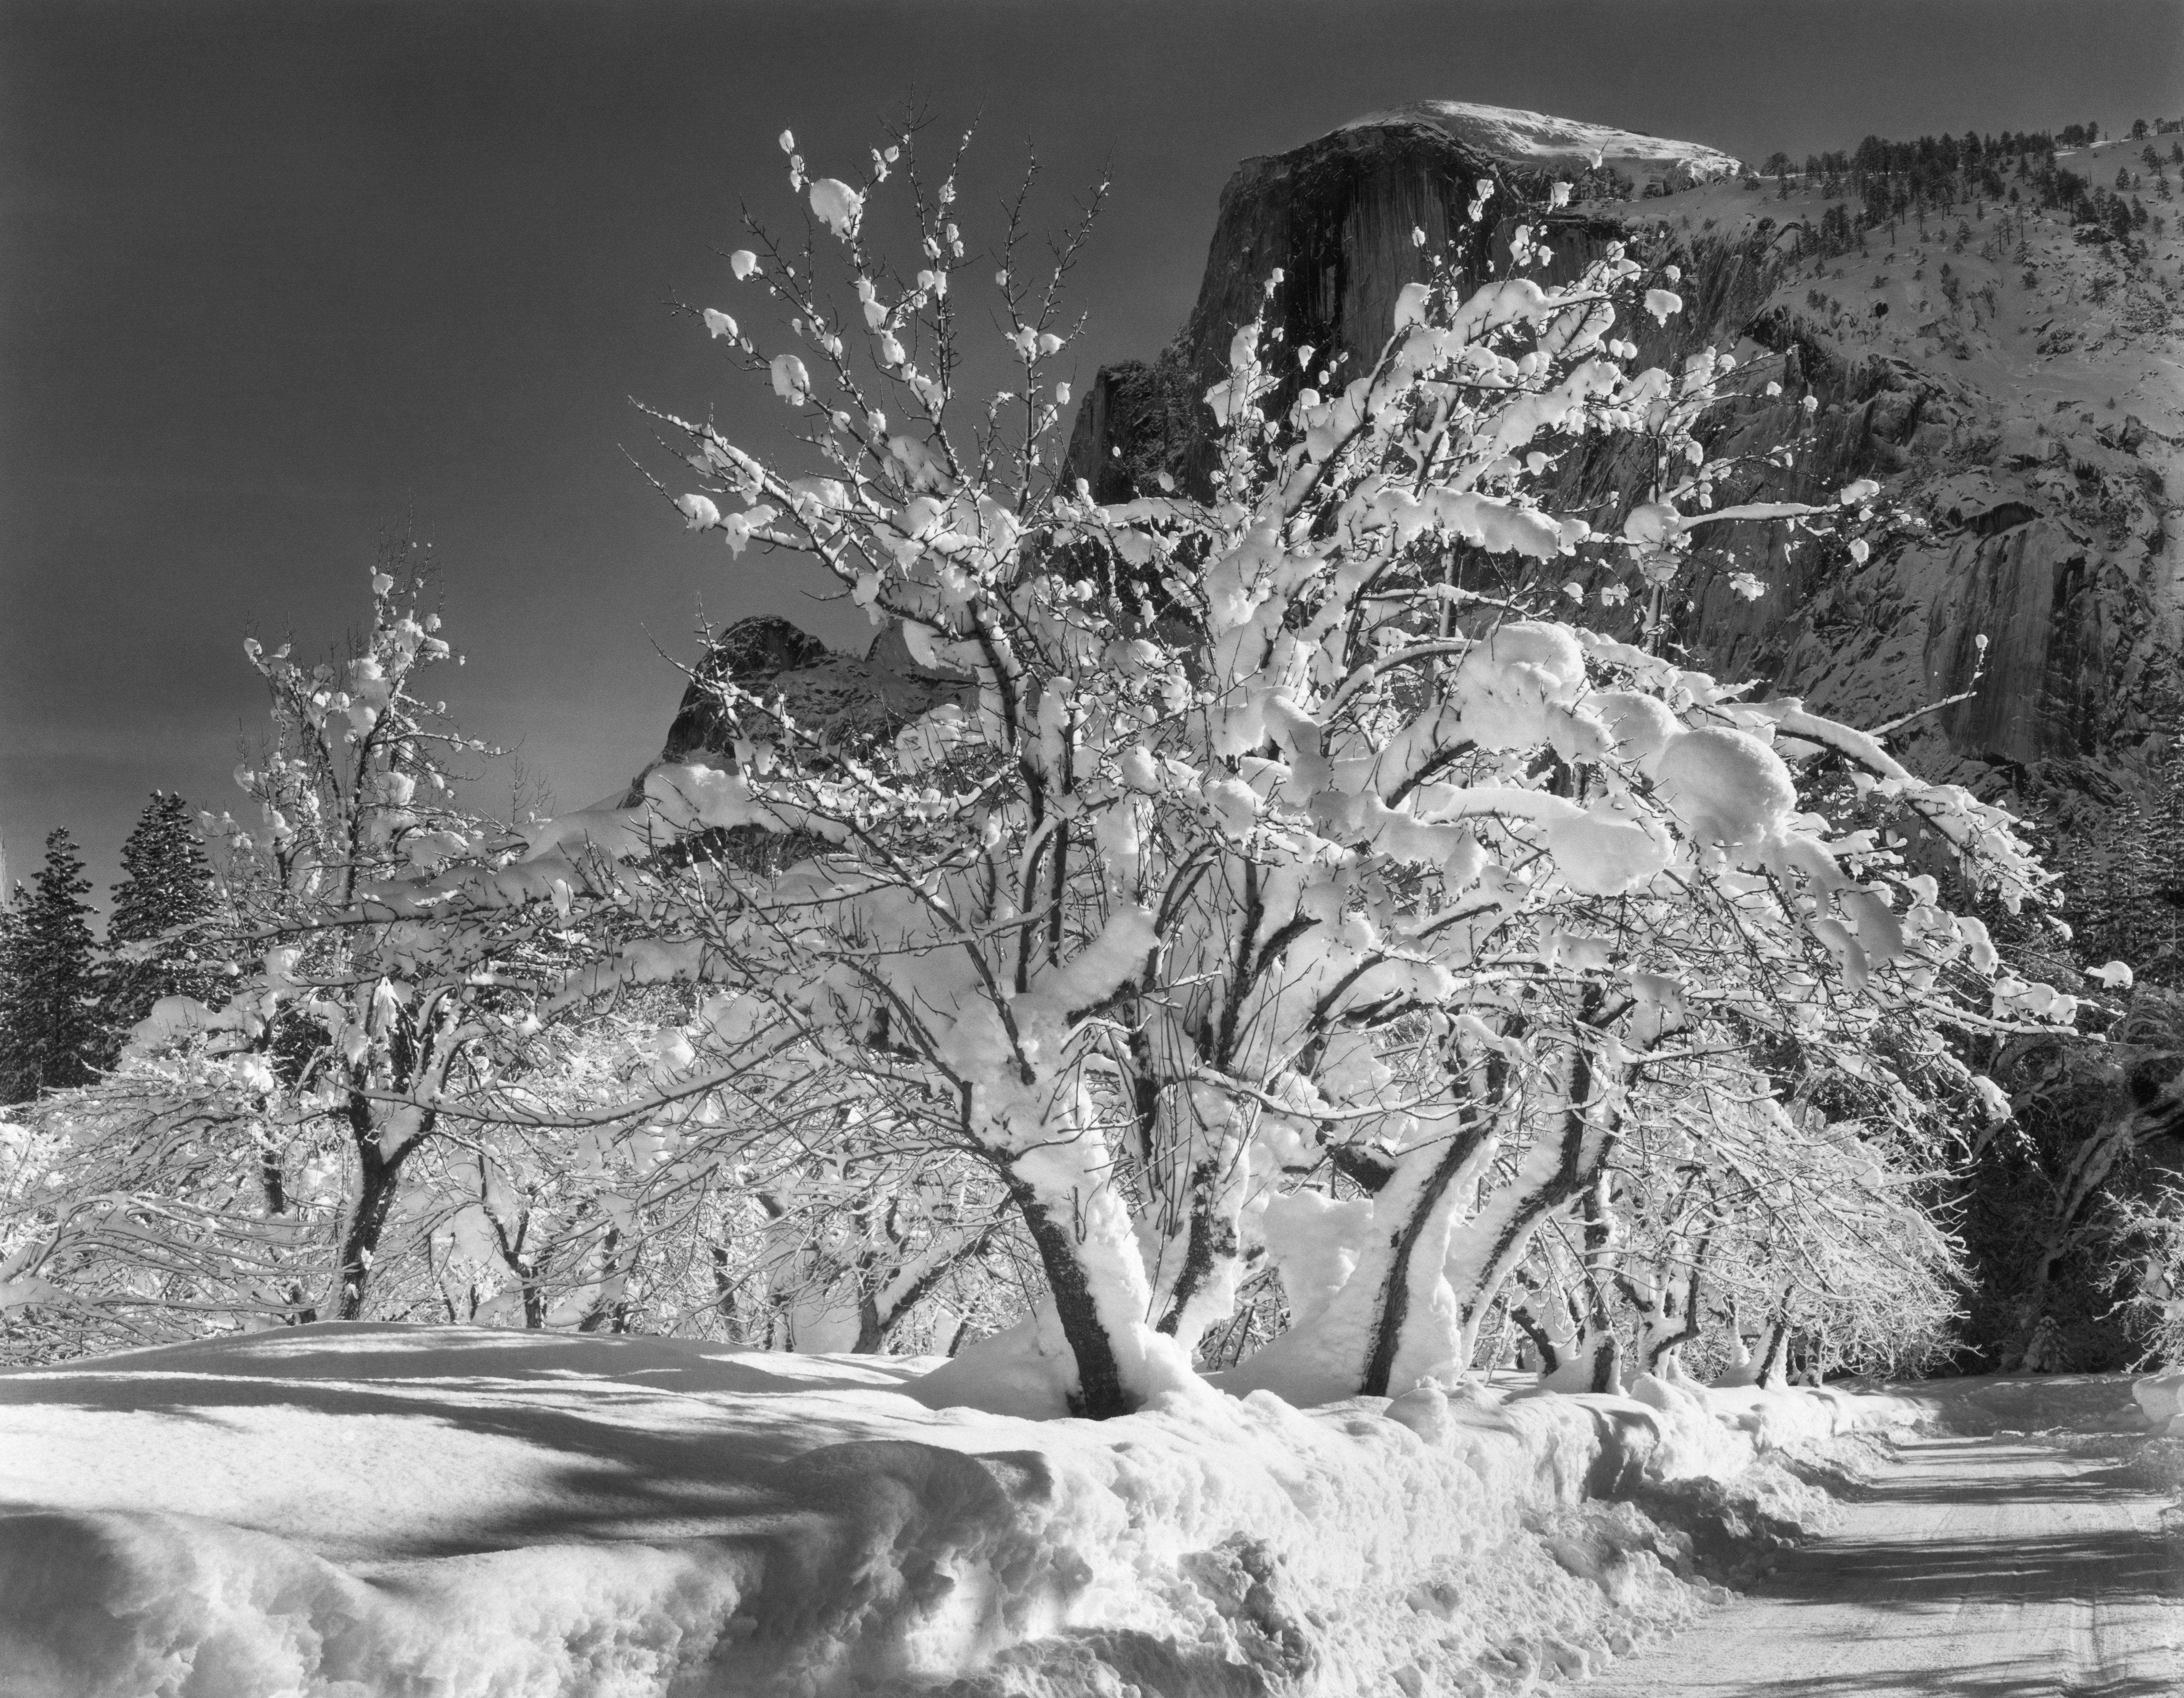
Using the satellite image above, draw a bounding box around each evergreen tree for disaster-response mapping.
[0,831,101,1102]
[101,791,222,1044]
[0,889,25,1100]
[2058,693,2184,986]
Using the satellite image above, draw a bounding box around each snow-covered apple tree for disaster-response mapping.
[389,995,1024,1345]
[481,123,2074,1418]
[0,543,1028,1360]
[0,554,609,1347]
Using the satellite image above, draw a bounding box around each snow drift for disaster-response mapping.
[1,1325,1926,1697]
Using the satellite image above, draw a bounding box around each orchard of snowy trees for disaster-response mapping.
[0,119,2172,1407]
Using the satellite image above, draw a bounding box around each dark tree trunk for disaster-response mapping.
[518,1259,546,1328]
[1006,1170,1138,1420]
[1639,1281,1704,1371]
[335,1140,403,1321]
[1509,1300,1561,1373]
[853,1289,886,1354]
[1328,1142,1395,1194]
[710,1244,740,1338]
[1586,1330,1623,1393]
[259,1151,317,1324]
[260,1152,287,1216]
[1156,1155,1240,1338]
[1757,1314,1793,1387]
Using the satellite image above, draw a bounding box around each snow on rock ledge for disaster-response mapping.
[1336,101,1744,186]
[0,1325,1921,1697]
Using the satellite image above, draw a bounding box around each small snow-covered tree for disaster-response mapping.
[389,996,1020,1347]
[480,122,2071,1418]
[16,550,634,1334]
[0,1056,342,1358]
[0,559,525,1344]
[206,557,540,1317]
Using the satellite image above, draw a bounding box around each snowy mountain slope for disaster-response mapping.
[1340,101,1743,186]
[1065,110,2180,817]
[1591,141,2183,802]
[0,1324,1926,1698]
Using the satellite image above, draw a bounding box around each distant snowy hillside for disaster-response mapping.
[1339,100,1744,184]
[1579,138,2183,793]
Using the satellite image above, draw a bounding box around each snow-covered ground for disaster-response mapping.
[0,1324,1957,1697]
[1585,1387,2184,1697]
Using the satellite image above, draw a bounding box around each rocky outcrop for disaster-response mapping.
[629,616,971,802]
[1064,110,1646,503]
[1063,107,2183,805]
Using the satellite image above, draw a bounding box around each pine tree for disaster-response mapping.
[2059,692,2184,986]
[101,792,222,1043]
[0,889,25,1101]
[0,831,101,1102]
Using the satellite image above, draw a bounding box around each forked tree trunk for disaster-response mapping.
[1445,1028,1627,1371]
[1575,1330,1622,1394]
[1719,1300,1794,1388]
[1508,1298,1562,1375]
[1229,1025,1628,1404]
[1617,1232,1710,1374]
[1520,1283,1624,1393]
[1358,1120,1496,1396]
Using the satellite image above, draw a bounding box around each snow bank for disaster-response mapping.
[0,1326,1922,1697]
[2134,1367,2184,1435]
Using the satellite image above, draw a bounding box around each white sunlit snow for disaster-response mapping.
[0,1323,1991,1697]
[1337,102,1745,186]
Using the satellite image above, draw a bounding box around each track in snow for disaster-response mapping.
[1589,1433,2184,1697]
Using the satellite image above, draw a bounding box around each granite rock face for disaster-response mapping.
[1064,113,1630,503]
[1062,105,2183,806]
[630,615,971,803]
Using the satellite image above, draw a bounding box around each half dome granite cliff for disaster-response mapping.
[1062,102,2181,808]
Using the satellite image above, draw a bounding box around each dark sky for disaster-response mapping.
[6,0,2182,901]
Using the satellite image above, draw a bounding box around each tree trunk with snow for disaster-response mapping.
[1443,1020,1630,1371]
[1357,1118,1498,1396]
[335,1134,403,1322]
[1004,1168,1140,1419]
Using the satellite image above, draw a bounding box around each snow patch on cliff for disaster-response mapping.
[1338,101,1743,184]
